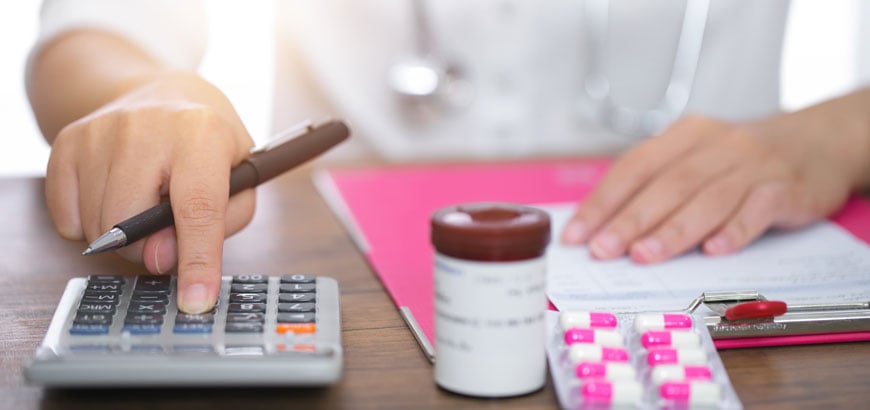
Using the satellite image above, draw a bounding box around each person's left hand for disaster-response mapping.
[559,114,863,263]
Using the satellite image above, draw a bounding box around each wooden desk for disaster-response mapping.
[2,169,869,409]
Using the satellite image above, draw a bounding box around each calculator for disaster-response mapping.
[23,274,342,387]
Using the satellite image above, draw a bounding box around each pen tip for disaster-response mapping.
[82,247,93,256]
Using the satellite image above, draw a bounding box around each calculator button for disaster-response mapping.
[224,345,265,356]
[69,323,110,335]
[226,313,265,323]
[128,302,167,315]
[278,293,316,303]
[230,283,268,294]
[122,324,162,335]
[74,312,113,325]
[173,323,213,334]
[279,283,316,293]
[278,303,316,313]
[69,344,113,353]
[225,322,264,333]
[172,345,215,355]
[124,313,164,325]
[175,313,214,324]
[276,323,317,334]
[130,345,164,354]
[87,275,126,284]
[280,274,316,284]
[77,302,116,314]
[277,313,316,323]
[86,283,122,293]
[231,274,268,284]
[228,303,266,313]
[81,291,121,305]
[130,294,169,304]
[230,293,267,303]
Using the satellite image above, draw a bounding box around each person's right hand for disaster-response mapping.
[45,72,256,313]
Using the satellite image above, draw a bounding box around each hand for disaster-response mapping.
[560,113,865,263]
[45,73,256,313]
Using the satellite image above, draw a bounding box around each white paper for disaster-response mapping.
[544,203,870,313]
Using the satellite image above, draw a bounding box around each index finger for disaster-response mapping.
[170,128,238,314]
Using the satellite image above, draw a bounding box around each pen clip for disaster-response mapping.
[250,119,314,155]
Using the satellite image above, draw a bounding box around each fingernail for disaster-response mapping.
[153,236,177,274]
[561,221,589,243]
[589,233,622,259]
[179,284,211,314]
[632,237,663,263]
[704,234,731,255]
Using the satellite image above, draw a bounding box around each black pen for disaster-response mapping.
[82,120,350,255]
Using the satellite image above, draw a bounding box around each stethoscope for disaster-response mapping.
[387,0,711,137]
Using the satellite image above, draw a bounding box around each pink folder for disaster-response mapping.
[316,159,870,354]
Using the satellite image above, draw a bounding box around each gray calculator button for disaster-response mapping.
[81,291,121,305]
[231,274,268,284]
[224,345,265,356]
[278,293,316,303]
[280,274,316,284]
[77,302,116,314]
[230,293,267,303]
[278,303,316,313]
[225,323,263,333]
[277,313,315,323]
[226,313,265,323]
[173,345,215,355]
[175,313,214,324]
[130,345,164,354]
[279,283,316,293]
[228,303,266,313]
[74,312,113,325]
[230,283,268,294]
[128,302,167,314]
[69,344,112,353]
[86,283,122,293]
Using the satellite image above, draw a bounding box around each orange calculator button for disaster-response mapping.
[276,323,317,334]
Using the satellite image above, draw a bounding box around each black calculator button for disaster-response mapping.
[231,274,268,284]
[230,283,268,294]
[74,312,113,325]
[279,283,316,293]
[87,275,126,284]
[77,302,116,314]
[86,283,122,293]
[278,303,316,313]
[124,313,164,325]
[277,313,315,323]
[128,302,167,314]
[69,323,110,335]
[226,313,265,323]
[81,291,121,305]
[225,323,264,333]
[278,293,316,303]
[176,313,214,324]
[280,274,316,284]
[228,303,266,313]
[130,294,169,304]
[230,293,267,303]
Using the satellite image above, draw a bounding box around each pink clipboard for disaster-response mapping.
[315,159,870,356]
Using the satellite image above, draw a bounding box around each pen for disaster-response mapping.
[82,120,350,255]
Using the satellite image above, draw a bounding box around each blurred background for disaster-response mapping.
[1,0,868,176]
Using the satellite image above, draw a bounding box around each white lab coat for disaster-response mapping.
[36,0,790,161]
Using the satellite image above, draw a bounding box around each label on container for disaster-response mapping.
[434,253,547,397]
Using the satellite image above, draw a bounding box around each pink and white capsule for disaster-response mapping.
[647,347,707,366]
[568,344,630,364]
[564,328,624,347]
[582,381,643,406]
[641,330,700,349]
[575,361,637,381]
[560,311,618,330]
[650,364,713,385]
[634,313,693,333]
[660,381,721,405]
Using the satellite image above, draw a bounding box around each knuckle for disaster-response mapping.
[177,193,225,229]
[178,251,218,277]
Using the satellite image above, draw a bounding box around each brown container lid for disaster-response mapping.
[431,202,551,262]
